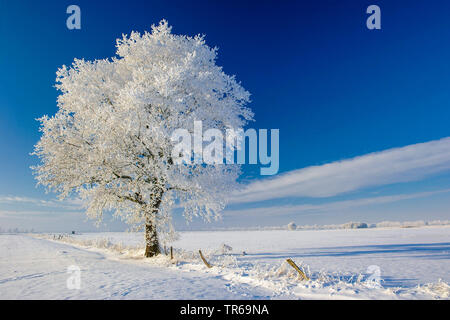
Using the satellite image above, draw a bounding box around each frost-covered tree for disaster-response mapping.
[33,20,253,257]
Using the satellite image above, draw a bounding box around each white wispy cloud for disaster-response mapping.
[0,196,83,210]
[0,209,84,218]
[225,188,450,217]
[230,137,450,204]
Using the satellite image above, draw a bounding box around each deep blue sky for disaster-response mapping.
[1,0,450,231]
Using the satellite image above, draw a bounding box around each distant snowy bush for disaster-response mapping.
[219,243,233,254]
[287,222,297,230]
[341,222,368,229]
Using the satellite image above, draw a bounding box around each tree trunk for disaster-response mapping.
[144,221,160,257]
[142,189,163,258]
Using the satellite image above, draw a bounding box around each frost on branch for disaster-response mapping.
[32,20,253,256]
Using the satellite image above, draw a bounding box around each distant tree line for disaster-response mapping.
[0,227,35,234]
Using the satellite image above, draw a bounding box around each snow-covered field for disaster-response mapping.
[1,226,449,299]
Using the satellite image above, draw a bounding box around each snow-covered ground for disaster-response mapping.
[1,226,449,299]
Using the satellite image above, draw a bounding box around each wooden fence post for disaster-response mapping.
[286,258,310,281]
[199,250,212,268]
